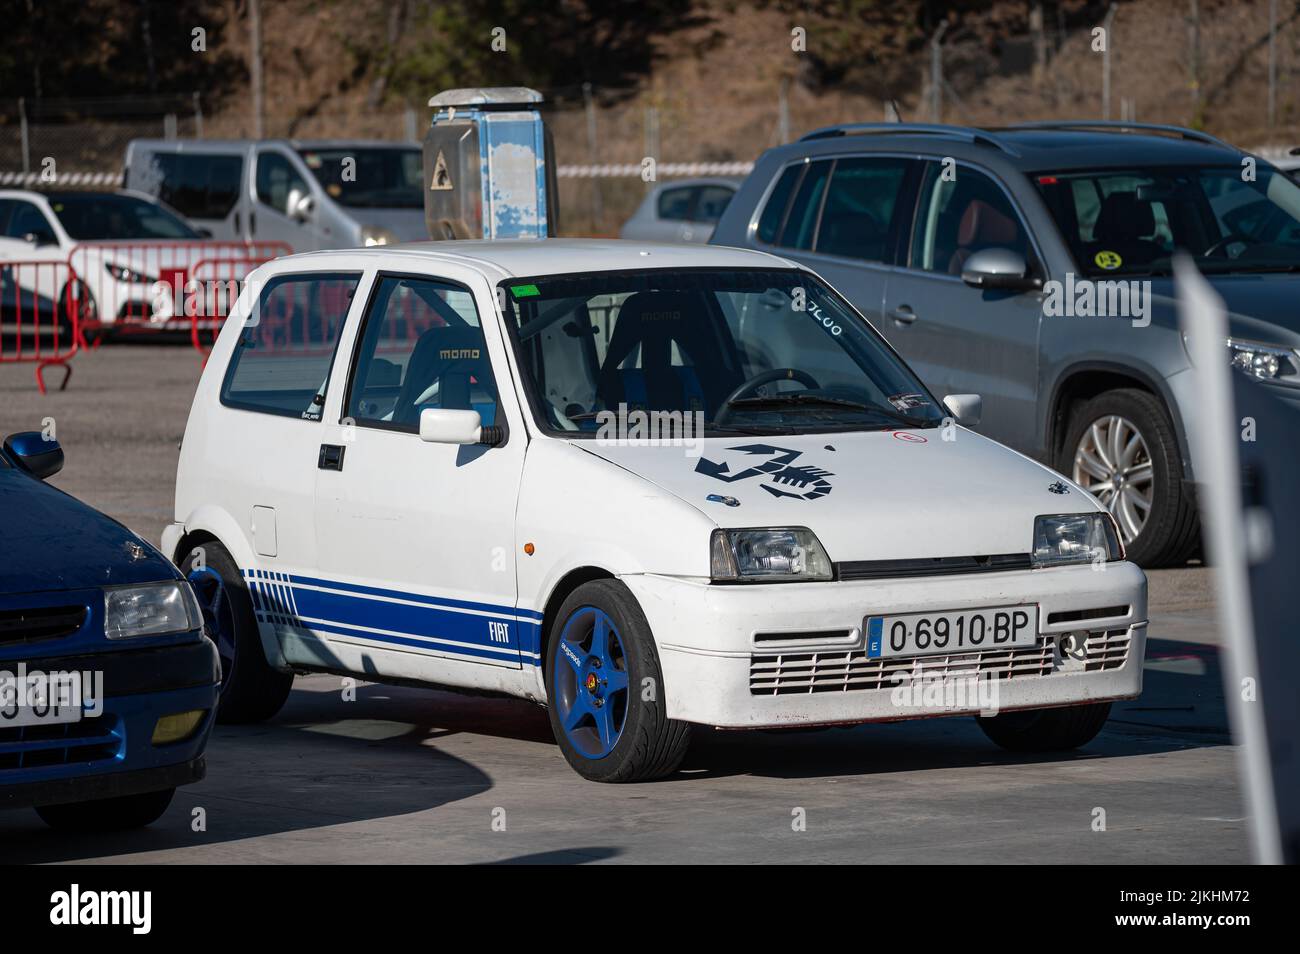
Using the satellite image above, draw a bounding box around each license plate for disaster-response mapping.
[0,699,84,728]
[866,605,1039,659]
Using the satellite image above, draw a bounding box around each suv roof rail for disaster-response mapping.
[1000,120,1236,150]
[798,122,1021,157]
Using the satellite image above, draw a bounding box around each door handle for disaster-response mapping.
[249,211,257,235]
[890,304,918,325]
[233,211,240,235]
[317,443,345,471]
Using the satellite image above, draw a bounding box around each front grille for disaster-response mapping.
[0,605,87,646]
[749,627,1133,695]
[0,716,121,770]
[836,553,1032,581]
[1048,606,1130,624]
[754,629,854,645]
[1084,628,1130,671]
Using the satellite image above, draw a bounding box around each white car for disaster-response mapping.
[0,189,218,335]
[163,239,1148,782]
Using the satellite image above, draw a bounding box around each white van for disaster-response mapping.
[123,139,429,251]
[163,239,1147,782]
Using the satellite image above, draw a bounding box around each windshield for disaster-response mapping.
[297,147,423,209]
[49,194,199,240]
[500,268,945,436]
[1036,165,1300,276]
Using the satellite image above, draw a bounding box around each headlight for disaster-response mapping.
[361,225,398,247]
[1227,338,1299,381]
[710,527,833,582]
[1032,513,1123,568]
[104,262,155,284]
[105,581,201,639]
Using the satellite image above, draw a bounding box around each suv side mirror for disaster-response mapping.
[961,248,1035,291]
[4,431,64,480]
[418,408,504,446]
[942,394,982,427]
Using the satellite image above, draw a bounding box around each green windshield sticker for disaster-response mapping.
[512,283,540,297]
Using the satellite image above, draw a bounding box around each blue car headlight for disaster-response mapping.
[105,581,202,639]
[1032,513,1124,567]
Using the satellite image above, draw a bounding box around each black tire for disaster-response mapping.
[545,580,692,782]
[178,541,293,724]
[1058,388,1199,567]
[976,702,1112,752]
[36,788,174,831]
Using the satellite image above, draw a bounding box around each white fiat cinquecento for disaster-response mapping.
[164,239,1147,781]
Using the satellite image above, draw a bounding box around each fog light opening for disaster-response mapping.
[152,709,206,746]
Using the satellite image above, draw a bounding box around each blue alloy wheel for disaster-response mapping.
[553,606,630,759]
[187,566,237,687]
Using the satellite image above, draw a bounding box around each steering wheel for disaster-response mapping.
[1203,232,1255,259]
[714,368,820,425]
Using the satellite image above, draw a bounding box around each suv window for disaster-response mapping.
[657,187,695,221]
[911,163,1030,274]
[256,152,312,216]
[346,275,499,432]
[220,272,361,420]
[778,160,832,250]
[148,152,243,220]
[756,163,803,244]
[815,157,911,262]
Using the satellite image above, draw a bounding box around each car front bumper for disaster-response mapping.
[623,561,1147,728]
[1,638,220,809]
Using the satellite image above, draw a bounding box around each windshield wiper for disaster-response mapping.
[725,392,932,426]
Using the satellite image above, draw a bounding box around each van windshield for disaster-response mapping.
[297,147,423,209]
[500,268,944,436]
[48,193,200,240]
[1035,165,1300,276]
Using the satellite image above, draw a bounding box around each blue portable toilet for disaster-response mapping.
[423,87,559,240]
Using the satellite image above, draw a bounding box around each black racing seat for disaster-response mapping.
[392,324,495,426]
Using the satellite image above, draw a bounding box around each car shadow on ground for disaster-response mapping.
[0,637,1227,859]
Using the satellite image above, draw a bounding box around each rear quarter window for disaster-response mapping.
[220,272,361,420]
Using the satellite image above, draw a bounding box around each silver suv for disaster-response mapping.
[713,121,1300,566]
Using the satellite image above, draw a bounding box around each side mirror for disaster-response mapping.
[194,227,213,238]
[23,230,57,248]
[960,248,1035,290]
[942,394,982,427]
[4,431,64,480]
[418,408,503,446]
[288,190,315,223]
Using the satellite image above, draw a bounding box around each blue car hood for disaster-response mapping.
[1150,273,1300,338]
[0,467,177,595]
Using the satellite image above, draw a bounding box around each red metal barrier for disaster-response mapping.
[66,240,291,345]
[0,259,81,393]
[188,254,282,359]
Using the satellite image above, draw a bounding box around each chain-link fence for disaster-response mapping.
[5,3,1300,237]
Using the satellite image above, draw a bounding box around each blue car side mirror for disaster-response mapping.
[4,431,64,480]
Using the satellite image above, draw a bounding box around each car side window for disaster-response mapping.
[756,163,804,244]
[6,201,53,240]
[256,152,312,216]
[150,153,243,219]
[910,163,1031,275]
[220,272,361,420]
[778,159,832,250]
[815,157,911,262]
[346,275,499,432]
[657,187,695,221]
[693,186,734,223]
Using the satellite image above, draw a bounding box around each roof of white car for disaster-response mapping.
[285,238,796,278]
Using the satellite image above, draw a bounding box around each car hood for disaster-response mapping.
[1150,274,1300,340]
[0,468,177,594]
[574,429,1097,562]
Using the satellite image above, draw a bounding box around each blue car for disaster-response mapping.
[1,431,219,830]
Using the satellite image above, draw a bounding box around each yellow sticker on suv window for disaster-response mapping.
[1094,250,1123,270]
